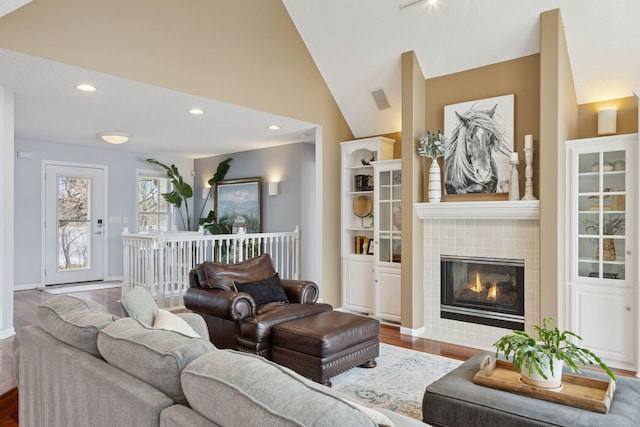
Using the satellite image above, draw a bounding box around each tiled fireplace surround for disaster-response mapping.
[416,201,540,350]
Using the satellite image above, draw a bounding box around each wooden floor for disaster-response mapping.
[1,287,636,426]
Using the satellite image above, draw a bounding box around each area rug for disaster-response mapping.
[40,281,122,294]
[332,343,463,420]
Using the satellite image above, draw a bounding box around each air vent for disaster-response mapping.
[370,89,391,110]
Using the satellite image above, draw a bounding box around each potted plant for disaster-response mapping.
[583,213,624,261]
[494,317,616,389]
[417,129,448,203]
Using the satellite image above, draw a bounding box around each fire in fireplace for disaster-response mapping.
[440,255,524,330]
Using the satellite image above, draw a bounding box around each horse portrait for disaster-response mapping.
[444,97,513,194]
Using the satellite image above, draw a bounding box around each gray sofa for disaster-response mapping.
[17,294,424,427]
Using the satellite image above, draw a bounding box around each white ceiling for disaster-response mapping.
[2,1,638,156]
[283,0,640,137]
[0,49,318,159]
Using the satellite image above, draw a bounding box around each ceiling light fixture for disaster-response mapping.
[188,108,205,115]
[76,84,97,92]
[267,125,281,130]
[98,132,130,144]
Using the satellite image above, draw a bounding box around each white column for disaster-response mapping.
[0,87,15,338]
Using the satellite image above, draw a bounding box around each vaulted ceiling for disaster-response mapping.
[1,1,638,156]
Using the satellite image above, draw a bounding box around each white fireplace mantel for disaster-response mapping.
[415,200,540,221]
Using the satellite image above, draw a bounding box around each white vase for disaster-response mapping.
[520,355,564,389]
[428,160,442,203]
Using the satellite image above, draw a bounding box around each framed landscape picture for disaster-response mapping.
[443,94,514,194]
[215,178,262,233]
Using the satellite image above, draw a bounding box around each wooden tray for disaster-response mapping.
[472,355,615,414]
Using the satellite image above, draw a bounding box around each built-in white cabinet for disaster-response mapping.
[566,134,637,372]
[372,159,402,322]
[340,137,395,318]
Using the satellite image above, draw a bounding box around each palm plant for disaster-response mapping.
[146,157,232,231]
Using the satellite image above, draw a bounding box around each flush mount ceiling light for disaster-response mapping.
[98,132,130,144]
[267,125,281,130]
[399,0,436,10]
[188,107,205,115]
[76,83,97,92]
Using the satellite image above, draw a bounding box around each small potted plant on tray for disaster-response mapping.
[494,317,616,389]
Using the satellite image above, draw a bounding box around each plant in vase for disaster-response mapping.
[583,214,625,261]
[417,130,447,203]
[494,317,616,389]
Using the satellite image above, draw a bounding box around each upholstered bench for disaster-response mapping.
[423,352,640,426]
[271,310,380,386]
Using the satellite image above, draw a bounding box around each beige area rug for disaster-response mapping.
[40,281,122,294]
[332,343,463,421]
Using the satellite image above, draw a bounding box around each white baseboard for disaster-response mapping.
[400,326,425,337]
[0,327,16,339]
[14,283,40,291]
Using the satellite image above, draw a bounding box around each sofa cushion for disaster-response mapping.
[36,295,118,358]
[153,309,200,338]
[97,317,215,405]
[181,349,381,427]
[120,286,159,326]
[197,253,276,291]
[234,273,289,305]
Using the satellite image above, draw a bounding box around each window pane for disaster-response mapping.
[58,222,89,270]
[58,177,89,220]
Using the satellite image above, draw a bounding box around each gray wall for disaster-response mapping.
[14,138,192,287]
[194,142,316,276]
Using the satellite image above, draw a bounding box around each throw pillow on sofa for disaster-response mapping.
[181,349,391,427]
[153,308,200,338]
[36,295,119,358]
[97,317,215,405]
[233,272,289,305]
[120,286,158,326]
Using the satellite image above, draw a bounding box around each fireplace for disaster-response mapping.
[441,255,524,330]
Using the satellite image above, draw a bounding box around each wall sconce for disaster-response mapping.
[268,181,279,196]
[597,109,617,135]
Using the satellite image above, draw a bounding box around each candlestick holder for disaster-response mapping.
[522,147,537,200]
[509,158,520,201]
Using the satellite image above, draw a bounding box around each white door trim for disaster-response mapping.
[41,160,109,285]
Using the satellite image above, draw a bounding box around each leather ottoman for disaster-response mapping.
[272,310,380,386]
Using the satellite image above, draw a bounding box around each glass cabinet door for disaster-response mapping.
[376,166,401,264]
[576,149,626,280]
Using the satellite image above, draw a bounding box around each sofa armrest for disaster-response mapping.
[184,287,255,322]
[281,279,320,304]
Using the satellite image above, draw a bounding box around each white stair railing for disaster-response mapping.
[121,227,300,309]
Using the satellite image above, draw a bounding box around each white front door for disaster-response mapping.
[44,163,106,285]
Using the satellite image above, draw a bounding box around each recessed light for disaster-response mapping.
[188,108,205,115]
[76,84,97,92]
[267,125,281,130]
[98,132,130,144]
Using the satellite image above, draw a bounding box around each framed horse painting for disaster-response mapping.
[443,94,514,195]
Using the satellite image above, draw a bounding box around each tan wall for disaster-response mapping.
[539,9,578,323]
[577,96,638,138]
[0,0,353,306]
[425,55,541,202]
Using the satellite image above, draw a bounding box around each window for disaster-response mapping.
[137,171,172,232]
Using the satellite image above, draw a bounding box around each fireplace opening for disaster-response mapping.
[441,255,524,330]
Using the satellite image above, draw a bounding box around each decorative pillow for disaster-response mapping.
[234,273,289,305]
[153,308,200,338]
[97,317,215,405]
[36,295,118,358]
[120,286,159,326]
[181,350,379,427]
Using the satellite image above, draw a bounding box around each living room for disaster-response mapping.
[1,1,639,425]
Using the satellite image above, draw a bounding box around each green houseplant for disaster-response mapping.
[494,317,616,388]
[146,157,232,232]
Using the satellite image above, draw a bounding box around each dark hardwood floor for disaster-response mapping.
[1,287,636,426]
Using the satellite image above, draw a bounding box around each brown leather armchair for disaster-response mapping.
[184,254,333,358]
